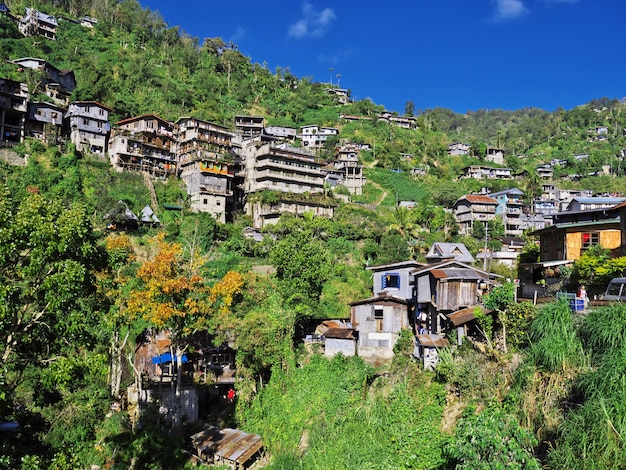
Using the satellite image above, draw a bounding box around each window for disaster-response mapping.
[381,273,400,289]
[582,232,599,249]
[203,199,208,205]
[374,307,384,332]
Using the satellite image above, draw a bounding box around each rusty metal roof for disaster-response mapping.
[462,195,497,204]
[415,333,449,348]
[192,426,263,466]
[431,268,487,280]
[323,328,355,340]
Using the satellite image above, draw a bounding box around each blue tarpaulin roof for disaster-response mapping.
[151,352,188,365]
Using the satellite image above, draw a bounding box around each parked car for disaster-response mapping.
[601,278,626,301]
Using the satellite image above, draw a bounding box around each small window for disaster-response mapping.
[582,232,599,249]
[203,199,208,205]
[381,273,400,289]
[374,307,384,332]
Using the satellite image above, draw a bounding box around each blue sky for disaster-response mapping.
[140,0,625,115]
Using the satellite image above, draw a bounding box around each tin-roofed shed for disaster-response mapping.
[191,426,263,469]
[323,328,356,357]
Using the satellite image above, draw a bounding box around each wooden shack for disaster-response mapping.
[191,426,263,469]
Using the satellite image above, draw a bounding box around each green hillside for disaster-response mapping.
[2,1,626,469]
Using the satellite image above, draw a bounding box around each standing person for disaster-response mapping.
[578,285,588,309]
[227,388,236,403]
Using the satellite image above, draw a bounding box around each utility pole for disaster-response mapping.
[483,221,489,272]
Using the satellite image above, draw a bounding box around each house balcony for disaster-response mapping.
[0,96,27,112]
[255,169,324,187]
[256,160,321,177]
[199,185,233,196]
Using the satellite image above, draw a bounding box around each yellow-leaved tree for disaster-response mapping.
[126,233,244,428]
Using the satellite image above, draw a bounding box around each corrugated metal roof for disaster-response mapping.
[446,307,492,327]
[431,268,487,280]
[192,427,263,466]
[463,195,497,204]
[415,334,449,348]
[323,328,355,339]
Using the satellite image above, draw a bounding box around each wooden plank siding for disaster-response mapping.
[565,229,621,260]
[436,281,477,312]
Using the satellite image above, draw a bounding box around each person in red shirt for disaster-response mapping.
[227,388,235,402]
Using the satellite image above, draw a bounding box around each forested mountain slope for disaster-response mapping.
[1,1,626,469]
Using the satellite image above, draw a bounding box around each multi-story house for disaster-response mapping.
[238,138,331,227]
[25,101,64,142]
[19,8,57,40]
[12,58,76,107]
[486,146,505,165]
[234,115,264,139]
[324,143,365,196]
[264,126,297,141]
[453,194,498,235]
[65,101,111,154]
[0,77,28,146]
[326,87,349,105]
[447,142,470,156]
[462,165,512,180]
[489,188,525,236]
[565,196,626,212]
[108,115,177,179]
[176,117,235,223]
[536,164,553,180]
[378,112,417,130]
[299,125,339,151]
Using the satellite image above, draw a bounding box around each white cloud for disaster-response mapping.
[492,0,528,21]
[230,26,246,43]
[288,2,337,39]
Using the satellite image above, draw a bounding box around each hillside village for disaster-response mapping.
[3,3,626,469]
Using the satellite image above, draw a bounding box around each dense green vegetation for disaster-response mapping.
[2,1,626,469]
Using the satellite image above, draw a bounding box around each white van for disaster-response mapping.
[602,278,626,301]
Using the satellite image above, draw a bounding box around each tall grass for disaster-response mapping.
[546,302,626,468]
[528,299,586,373]
[580,302,626,356]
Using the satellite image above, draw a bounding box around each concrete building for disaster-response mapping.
[108,114,177,179]
[65,101,111,154]
[176,117,236,222]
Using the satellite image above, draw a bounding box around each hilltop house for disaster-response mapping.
[519,203,624,298]
[462,165,512,180]
[447,142,470,156]
[486,146,505,165]
[19,8,57,40]
[234,115,264,139]
[12,58,76,107]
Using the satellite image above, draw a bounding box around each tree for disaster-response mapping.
[126,233,244,428]
[404,100,415,117]
[0,187,105,375]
